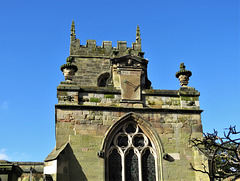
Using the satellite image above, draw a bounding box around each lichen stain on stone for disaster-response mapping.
[89,97,100,102]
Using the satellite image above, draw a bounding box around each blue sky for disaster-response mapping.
[0,0,239,162]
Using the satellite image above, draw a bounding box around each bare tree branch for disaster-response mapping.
[190,126,240,180]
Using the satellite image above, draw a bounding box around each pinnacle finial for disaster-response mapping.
[180,63,186,70]
[136,25,141,44]
[136,25,140,37]
[71,20,75,35]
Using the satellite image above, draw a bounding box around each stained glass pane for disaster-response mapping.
[142,149,156,181]
[109,149,122,181]
[125,149,139,181]
[117,135,128,147]
[133,135,145,147]
[126,123,136,133]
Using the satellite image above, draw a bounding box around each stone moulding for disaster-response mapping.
[57,85,200,97]
[55,104,203,114]
[70,55,115,59]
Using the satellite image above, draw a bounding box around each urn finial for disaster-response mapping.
[175,63,192,86]
[60,56,78,83]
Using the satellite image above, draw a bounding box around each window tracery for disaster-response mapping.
[106,121,157,181]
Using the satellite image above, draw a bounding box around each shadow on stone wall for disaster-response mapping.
[68,145,87,181]
[57,144,87,181]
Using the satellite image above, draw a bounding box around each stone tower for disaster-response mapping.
[44,21,209,181]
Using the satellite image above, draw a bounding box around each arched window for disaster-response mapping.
[102,113,163,181]
[97,72,110,87]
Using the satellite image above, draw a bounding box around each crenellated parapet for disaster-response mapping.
[70,21,144,58]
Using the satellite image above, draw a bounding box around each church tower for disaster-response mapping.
[44,21,208,181]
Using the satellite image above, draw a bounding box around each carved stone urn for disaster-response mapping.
[60,56,78,83]
[175,63,192,86]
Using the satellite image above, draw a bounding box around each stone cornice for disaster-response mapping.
[57,85,200,97]
[55,104,203,114]
[71,55,112,59]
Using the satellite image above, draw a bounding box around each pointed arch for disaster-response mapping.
[99,112,164,181]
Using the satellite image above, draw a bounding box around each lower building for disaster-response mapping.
[0,161,43,181]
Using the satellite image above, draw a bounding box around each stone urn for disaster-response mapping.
[175,63,192,86]
[60,56,78,83]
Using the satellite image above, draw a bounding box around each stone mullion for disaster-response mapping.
[138,151,142,181]
[121,149,125,181]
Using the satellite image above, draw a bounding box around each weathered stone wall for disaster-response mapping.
[56,86,200,109]
[70,39,142,58]
[68,22,144,87]
[72,57,110,86]
[53,85,207,181]
[55,107,204,180]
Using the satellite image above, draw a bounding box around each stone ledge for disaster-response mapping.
[12,162,44,165]
[55,104,203,114]
[143,89,179,97]
[57,86,200,97]
[144,88,200,97]
[57,85,200,98]
[70,55,112,59]
[57,85,121,94]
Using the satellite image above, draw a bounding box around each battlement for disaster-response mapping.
[70,21,144,58]
[61,21,148,87]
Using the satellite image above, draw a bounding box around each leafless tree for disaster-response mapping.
[190,126,240,181]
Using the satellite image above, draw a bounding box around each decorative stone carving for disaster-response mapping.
[111,55,151,91]
[60,56,78,83]
[175,63,192,87]
[120,70,142,100]
[63,96,74,102]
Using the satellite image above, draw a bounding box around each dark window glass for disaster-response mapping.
[125,123,136,133]
[133,135,145,147]
[117,135,128,147]
[142,149,156,181]
[125,149,139,181]
[109,149,122,181]
[107,121,157,181]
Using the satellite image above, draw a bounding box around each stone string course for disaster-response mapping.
[57,87,200,110]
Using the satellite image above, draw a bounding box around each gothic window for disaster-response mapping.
[106,121,157,181]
